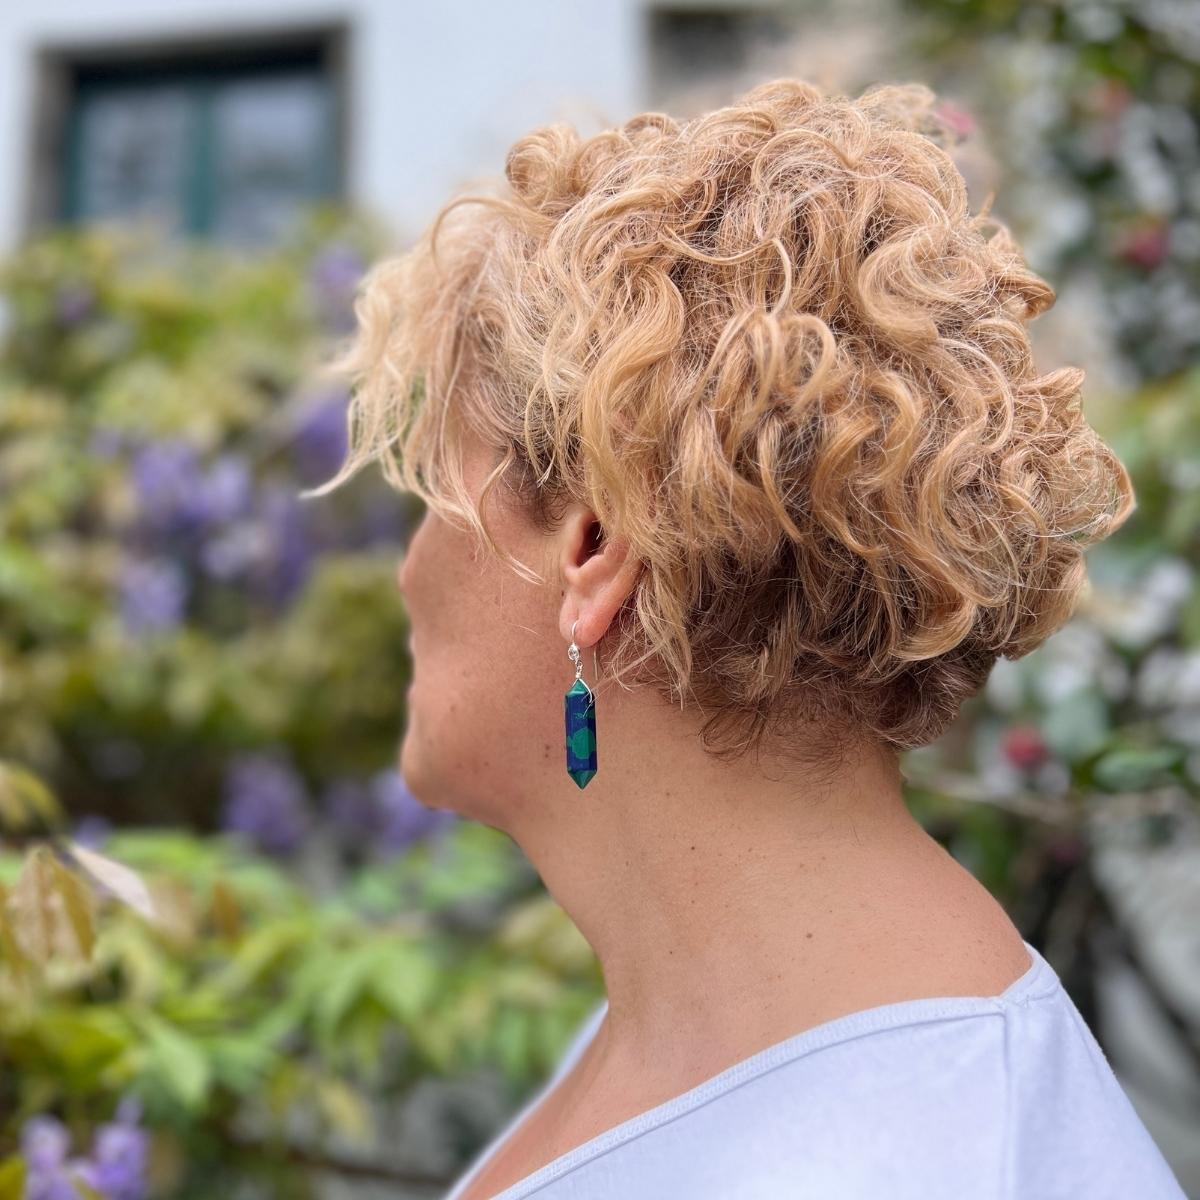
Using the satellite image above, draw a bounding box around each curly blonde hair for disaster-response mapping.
[313,78,1134,763]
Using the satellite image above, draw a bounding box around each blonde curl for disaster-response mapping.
[312,78,1135,762]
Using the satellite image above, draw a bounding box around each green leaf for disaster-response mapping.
[65,1171,105,1200]
[313,942,380,1041]
[534,1003,592,1070]
[0,883,33,991]
[31,1008,129,1076]
[491,1004,531,1082]
[493,963,561,1008]
[136,1011,212,1111]
[370,940,440,1024]
[408,1005,457,1073]
[1092,746,1183,792]
[1041,691,1110,762]
[208,916,309,995]
[204,1032,279,1094]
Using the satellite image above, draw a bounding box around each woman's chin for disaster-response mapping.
[398,733,445,811]
[397,712,515,826]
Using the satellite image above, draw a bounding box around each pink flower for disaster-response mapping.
[1116,220,1170,271]
[934,100,975,139]
[1001,724,1049,772]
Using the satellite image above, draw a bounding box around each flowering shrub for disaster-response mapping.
[0,214,418,845]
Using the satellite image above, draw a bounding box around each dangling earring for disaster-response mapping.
[564,618,597,789]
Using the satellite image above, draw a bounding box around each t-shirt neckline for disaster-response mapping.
[445,938,1055,1200]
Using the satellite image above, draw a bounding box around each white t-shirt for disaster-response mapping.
[443,939,1186,1199]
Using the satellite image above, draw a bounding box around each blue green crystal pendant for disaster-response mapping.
[565,626,597,789]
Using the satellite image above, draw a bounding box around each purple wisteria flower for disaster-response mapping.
[197,453,254,526]
[199,521,266,582]
[322,777,376,839]
[130,440,208,539]
[357,491,409,547]
[76,1098,149,1200]
[250,482,314,607]
[291,386,350,485]
[191,455,257,580]
[130,440,255,547]
[371,769,455,855]
[72,814,114,849]
[21,1114,71,1174]
[20,1113,82,1200]
[117,556,188,634]
[221,751,312,855]
[196,470,317,602]
[309,241,365,333]
[20,1100,149,1200]
[322,771,454,856]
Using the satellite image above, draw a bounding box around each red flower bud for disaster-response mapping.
[1002,724,1049,771]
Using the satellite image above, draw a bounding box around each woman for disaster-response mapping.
[315,79,1186,1199]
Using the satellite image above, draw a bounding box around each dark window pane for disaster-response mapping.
[648,8,792,106]
[211,72,334,248]
[70,83,194,235]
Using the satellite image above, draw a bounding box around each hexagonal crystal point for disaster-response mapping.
[564,678,597,788]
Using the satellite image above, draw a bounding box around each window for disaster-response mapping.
[646,6,792,107]
[39,29,345,249]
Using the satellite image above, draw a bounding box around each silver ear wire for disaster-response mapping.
[568,619,593,702]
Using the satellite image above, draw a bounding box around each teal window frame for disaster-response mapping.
[61,41,342,243]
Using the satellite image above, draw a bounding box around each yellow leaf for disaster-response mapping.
[145,876,197,948]
[209,879,242,941]
[0,1155,26,1200]
[0,760,62,835]
[6,845,90,967]
[64,1169,104,1200]
[0,886,34,998]
[51,854,96,960]
[314,1076,375,1144]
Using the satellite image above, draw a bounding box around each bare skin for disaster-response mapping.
[397,431,1033,1200]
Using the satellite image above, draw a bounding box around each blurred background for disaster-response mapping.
[0,1,1197,1196]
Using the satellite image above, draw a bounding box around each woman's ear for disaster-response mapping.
[557,505,642,648]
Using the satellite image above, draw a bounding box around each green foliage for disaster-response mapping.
[0,818,602,1195]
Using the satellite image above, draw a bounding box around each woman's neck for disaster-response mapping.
[510,688,1027,1085]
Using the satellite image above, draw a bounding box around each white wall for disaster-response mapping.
[0,0,649,251]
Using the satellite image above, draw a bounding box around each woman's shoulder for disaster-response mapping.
[521,951,1185,1199]
[984,966,1186,1199]
[715,959,1186,1199]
